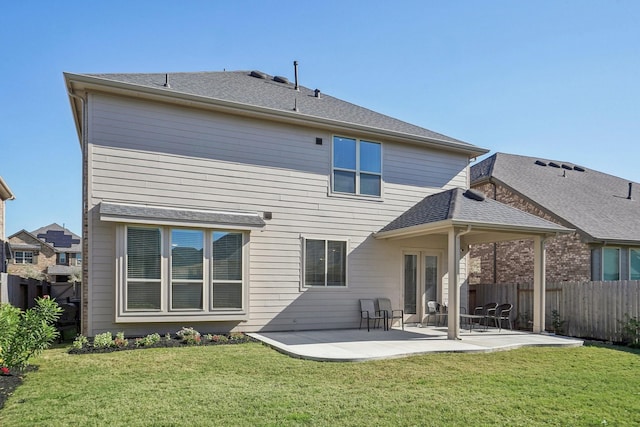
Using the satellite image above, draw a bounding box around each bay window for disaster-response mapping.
[120,225,247,320]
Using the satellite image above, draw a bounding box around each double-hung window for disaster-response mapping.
[630,249,640,280]
[14,251,34,264]
[121,225,246,320]
[602,247,620,281]
[303,238,347,287]
[332,136,382,197]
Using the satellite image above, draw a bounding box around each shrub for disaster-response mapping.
[135,333,161,347]
[93,332,114,348]
[114,332,128,348]
[620,314,640,348]
[210,334,228,343]
[229,332,245,341]
[71,335,89,350]
[175,327,201,344]
[0,298,62,371]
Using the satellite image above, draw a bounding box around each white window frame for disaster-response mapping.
[14,251,34,264]
[630,248,640,281]
[331,135,383,198]
[301,236,349,289]
[602,247,621,281]
[115,224,249,323]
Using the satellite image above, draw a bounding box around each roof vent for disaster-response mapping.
[464,189,486,201]
[535,160,547,166]
[561,164,573,170]
[314,89,321,98]
[628,182,633,200]
[573,166,586,172]
[250,71,267,79]
[163,74,170,88]
[273,76,289,84]
[548,162,561,168]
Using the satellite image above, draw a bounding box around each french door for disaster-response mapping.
[403,252,439,324]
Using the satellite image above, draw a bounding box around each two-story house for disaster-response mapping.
[8,223,82,300]
[65,69,568,339]
[0,176,15,273]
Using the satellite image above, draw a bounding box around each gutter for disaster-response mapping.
[63,72,489,158]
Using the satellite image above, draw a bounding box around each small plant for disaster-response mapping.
[135,333,161,347]
[229,332,245,341]
[114,332,128,348]
[93,332,114,348]
[71,335,89,350]
[551,310,565,335]
[164,332,172,342]
[620,314,640,348]
[211,334,228,343]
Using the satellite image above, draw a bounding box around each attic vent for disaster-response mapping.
[561,164,573,170]
[548,162,561,168]
[573,166,586,172]
[535,160,547,166]
[250,71,267,79]
[464,189,486,201]
[273,76,289,84]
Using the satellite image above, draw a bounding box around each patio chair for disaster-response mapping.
[359,299,386,331]
[56,303,78,342]
[473,302,497,328]
[425,301,442,326]
[487,303,513,331]
[377,298,404,330]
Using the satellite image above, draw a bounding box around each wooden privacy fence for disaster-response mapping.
[469,281,640,342]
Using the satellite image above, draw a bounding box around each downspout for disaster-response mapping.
[492,181,498,284]
[67,89,88,335]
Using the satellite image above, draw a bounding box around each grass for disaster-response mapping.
[1,342,639,426]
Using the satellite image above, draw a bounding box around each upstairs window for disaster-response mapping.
[15,251,34,264]
[58,253,67,265]
[332,136,381,197]
[602,248,620,281]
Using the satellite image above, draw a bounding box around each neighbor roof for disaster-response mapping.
[64,70,488,157]
[376,187,570,238]
[0,176,14,201]
[471,152,640,244]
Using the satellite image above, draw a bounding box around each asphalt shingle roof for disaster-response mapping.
[83,71,482,151]
[379,187,568,234]
[471,153,640,243]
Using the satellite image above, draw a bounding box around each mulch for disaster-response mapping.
[0,366,37,410]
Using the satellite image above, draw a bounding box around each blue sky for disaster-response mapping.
[2,1,639,236]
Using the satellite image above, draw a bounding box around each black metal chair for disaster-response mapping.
[359,299,386,331]
[377,298,404,330]
[487,303,513,331]
[474,302,498,329]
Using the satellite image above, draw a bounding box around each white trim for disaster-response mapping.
[330,135,383,199]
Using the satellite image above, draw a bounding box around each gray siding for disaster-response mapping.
[86,93,469,336]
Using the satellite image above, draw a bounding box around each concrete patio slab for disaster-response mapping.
[249,326,583,362]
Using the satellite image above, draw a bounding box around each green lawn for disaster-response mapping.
[1,342,639,426]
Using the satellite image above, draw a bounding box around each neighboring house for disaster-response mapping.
[65,69,568,338]
[0,176,15,273]
[470,152,640,285]
[8,223,82,300]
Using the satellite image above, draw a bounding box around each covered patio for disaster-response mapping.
[374,188,572,340]
[250,326,583,362]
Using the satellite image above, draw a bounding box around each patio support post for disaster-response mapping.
[533,236,546,333]
[447,228,461,340]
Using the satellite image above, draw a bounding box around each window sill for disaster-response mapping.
[115,312,249,323]
[328,192,384,202]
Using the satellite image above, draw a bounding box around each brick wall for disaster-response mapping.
[7,233,56,279]
[469,181,591,284]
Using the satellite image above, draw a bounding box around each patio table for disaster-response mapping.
[460,314,486,332]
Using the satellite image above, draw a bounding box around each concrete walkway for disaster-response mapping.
[249,326,583,362]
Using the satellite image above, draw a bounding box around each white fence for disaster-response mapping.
[469,281,640,342]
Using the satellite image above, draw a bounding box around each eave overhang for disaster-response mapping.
[64,72,489,158]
